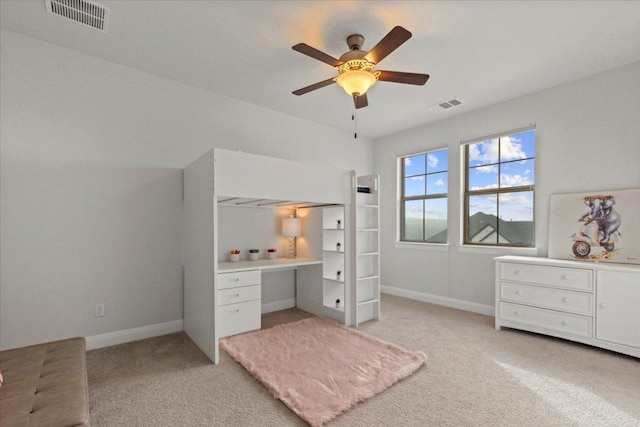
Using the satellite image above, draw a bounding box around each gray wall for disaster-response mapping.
[0,165,183,349]
[0,30,373,350]
[373,61,640,308]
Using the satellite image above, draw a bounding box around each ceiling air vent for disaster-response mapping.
[45,0,110,32]
[428,98,463,113]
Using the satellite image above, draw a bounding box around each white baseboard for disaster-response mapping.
[381,285,494,316]
[262,298,296,314]
[86,319,184,351]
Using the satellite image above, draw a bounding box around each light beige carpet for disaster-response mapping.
[87,294,640,426]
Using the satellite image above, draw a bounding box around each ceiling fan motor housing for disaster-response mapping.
[338,49,368,63]
[347,34,365,51]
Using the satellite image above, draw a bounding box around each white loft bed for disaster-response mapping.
[184,148,355,364]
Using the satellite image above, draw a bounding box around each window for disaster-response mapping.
[400,148,448,243]
[463,128,535,247]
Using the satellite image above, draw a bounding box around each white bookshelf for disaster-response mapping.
[353,175,380,326]
[322,206,346,313]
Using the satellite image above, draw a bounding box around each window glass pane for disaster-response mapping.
[464,130,534,247]
[404,154,425,177]
[468,139,499,167]
[426,149,447,173]
[400,148,449,244]
[424,198,447,243]
[403,200,423,241]
[469,165,498,190]
[468,194,498,244]
[498,191,534,246]
[426,172,447,195]
[500,130,535,161]
[500,159,534,187]
[498,191,533,221]
[404,176,425,197]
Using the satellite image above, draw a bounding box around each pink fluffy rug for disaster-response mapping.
[220,317,426,426]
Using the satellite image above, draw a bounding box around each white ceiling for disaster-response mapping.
[2,1,640,140]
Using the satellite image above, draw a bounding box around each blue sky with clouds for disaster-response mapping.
[404,148,448,197]
[468,131,535,221]
[403,131,535,222]
[404,148,448,220]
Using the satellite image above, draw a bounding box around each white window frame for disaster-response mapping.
[461,125,536,249]
[398,147,449,245]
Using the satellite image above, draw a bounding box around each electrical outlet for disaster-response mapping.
[94,303,105,317]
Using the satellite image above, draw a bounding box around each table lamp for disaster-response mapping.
[282,216,301,259]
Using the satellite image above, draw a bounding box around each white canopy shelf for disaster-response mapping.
[217,196,337,209]
[214,148,352,206]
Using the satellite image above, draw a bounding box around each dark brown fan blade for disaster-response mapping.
[292,77,337,96]
[364,26,412,65]
[353,93,368,109]
[292,43,343,67]
[378,70,430,85]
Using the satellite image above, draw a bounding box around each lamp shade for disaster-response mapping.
[336,70,377,96]
[282,217,301,237]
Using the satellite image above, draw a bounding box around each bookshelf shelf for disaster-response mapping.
[357,299,379,306]
[357,252,379,257]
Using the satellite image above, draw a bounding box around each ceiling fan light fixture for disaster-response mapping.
[336,69,378,96]
[292,26,428,107]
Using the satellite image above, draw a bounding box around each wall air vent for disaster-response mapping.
[45,0,110,32]
[428,98,463,113]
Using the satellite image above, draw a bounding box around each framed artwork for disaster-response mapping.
[548,188,640,264]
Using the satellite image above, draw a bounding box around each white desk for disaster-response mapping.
[216,258,322,338]
[218,257,323,273]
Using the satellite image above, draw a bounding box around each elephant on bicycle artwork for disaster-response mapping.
[571,195,621,258]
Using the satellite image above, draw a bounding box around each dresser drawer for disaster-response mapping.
[218,284,261,306]
[500,302,592,338]
[218,269,261,290]
[501,282,593,315]
[218,300,261,338]
[500,262,592,291]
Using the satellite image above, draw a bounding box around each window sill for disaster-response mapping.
[457,245,539,256]
[393,242,538,256]
[395,242,449,252]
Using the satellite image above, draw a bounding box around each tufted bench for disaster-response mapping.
[0,337,90,427]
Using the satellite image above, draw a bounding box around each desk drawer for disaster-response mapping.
[218,284,261,306]
[501,282,593,315]
[500,302,592,338]
[218,300,261,338]
[500,262,592,291]
[218,270,261,290]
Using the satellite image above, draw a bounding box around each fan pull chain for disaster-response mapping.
[352,101,358,139]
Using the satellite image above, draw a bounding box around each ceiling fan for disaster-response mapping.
[292,26,429,109]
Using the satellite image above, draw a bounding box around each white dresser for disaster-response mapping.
[495,256,640,358]
[217,269,262,338]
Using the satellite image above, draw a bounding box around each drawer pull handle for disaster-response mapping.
[514,270,520,275]
[230,278,240,282]
[231,294,240,297]
[515,290,522,295]
[230,309,240,313]
[515,311,521,316]
[562,297,569,303]
[599,303,606,309]
[561,275,569,280]
[561,320,568,326]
